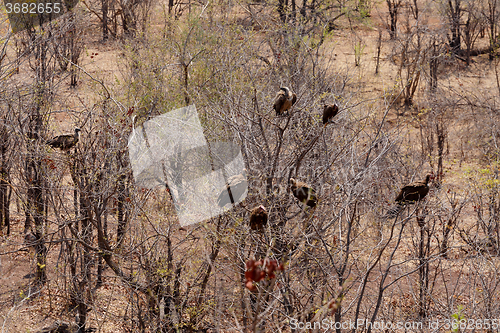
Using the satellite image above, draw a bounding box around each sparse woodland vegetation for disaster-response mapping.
[2,0,500,331]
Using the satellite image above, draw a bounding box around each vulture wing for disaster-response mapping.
[387,175,431,218]
[281,93,296,114]
[46,134,77,150]
[323,104,339,124]
[395,180,429,202]
[282,99,292,113]
[291,179,318,207]
[300,186,318,207]
[273,92,287,116]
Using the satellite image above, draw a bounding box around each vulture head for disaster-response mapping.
[280,87,290,96]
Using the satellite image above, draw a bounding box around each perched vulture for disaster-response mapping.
[273,87,297,116]
[249,205,268,231]
[290,178,317,207]
[323,104,339,125]
[395,174,432,202]
[46,128,81,151]
[386,174,432,218]
[217,169,248,207]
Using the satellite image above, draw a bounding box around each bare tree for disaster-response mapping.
[447,0,462,53]
[386,0,402,39]
[22,24,54,284]
[462,0,482,64]
[0,111,13,236]
[482,0,500,59]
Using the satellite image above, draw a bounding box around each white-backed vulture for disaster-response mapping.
[290,178,317,207]
[273,87,297,116]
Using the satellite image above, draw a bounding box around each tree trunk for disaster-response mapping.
[386,0,400,39]
[169,0,174,14]
[430,39,438,92]
[448,0,462,53]
[0,122,10,235]
[0,168,10,235]
[116,174,127,248]
[26,141,47,284]
[436,120,446,185]
[102,0,109,41]
[78,188,92,332]
[487,0,498,60]
[375,29,382,74]
[69,12,81,87]
[26,45,48,282]
[96,205,107,287]
[417,213,430,319]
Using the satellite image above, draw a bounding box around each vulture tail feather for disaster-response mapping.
[385,202,404,219]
